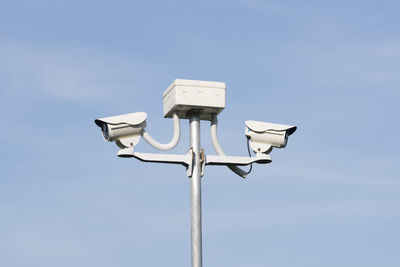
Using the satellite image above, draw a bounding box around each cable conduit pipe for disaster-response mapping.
[142,112,181,151]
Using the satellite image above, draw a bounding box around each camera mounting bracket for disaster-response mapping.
[118,147,195,177]
[117,147,271,178]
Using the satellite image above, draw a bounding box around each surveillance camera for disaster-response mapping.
[245,120,296,154]
[95,112,147,148]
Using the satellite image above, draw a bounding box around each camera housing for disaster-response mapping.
[95,112,147,148]
[245,120,296,154]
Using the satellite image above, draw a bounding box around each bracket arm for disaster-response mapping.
[205,154,271,166]
[117,147,194,177]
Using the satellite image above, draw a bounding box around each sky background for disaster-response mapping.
[0,0,399,266]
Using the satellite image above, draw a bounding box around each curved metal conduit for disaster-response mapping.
[210,116,249,178]
[142,112,181,151]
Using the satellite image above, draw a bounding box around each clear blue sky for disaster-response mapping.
[1,1,399,266]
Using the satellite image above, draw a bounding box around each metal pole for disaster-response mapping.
[189,114,202,267]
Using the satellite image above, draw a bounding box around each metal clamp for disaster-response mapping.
[200,148,206,177]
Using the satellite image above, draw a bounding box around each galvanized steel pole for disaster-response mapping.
[94,79,296,267]
[189,114,202,267]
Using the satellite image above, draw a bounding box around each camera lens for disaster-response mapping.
[102,123,110,140]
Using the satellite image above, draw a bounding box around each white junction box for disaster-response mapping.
[163,79,226,120]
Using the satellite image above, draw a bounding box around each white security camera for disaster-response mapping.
[95,112,147,148]
[245,120,296,154]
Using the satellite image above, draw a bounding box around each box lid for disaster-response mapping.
[163,79,226,97]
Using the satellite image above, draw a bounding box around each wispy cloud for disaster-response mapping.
[269,158,400,186]
[293,40,400,93]
[0,41,149,101]
[206,200,399,232]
